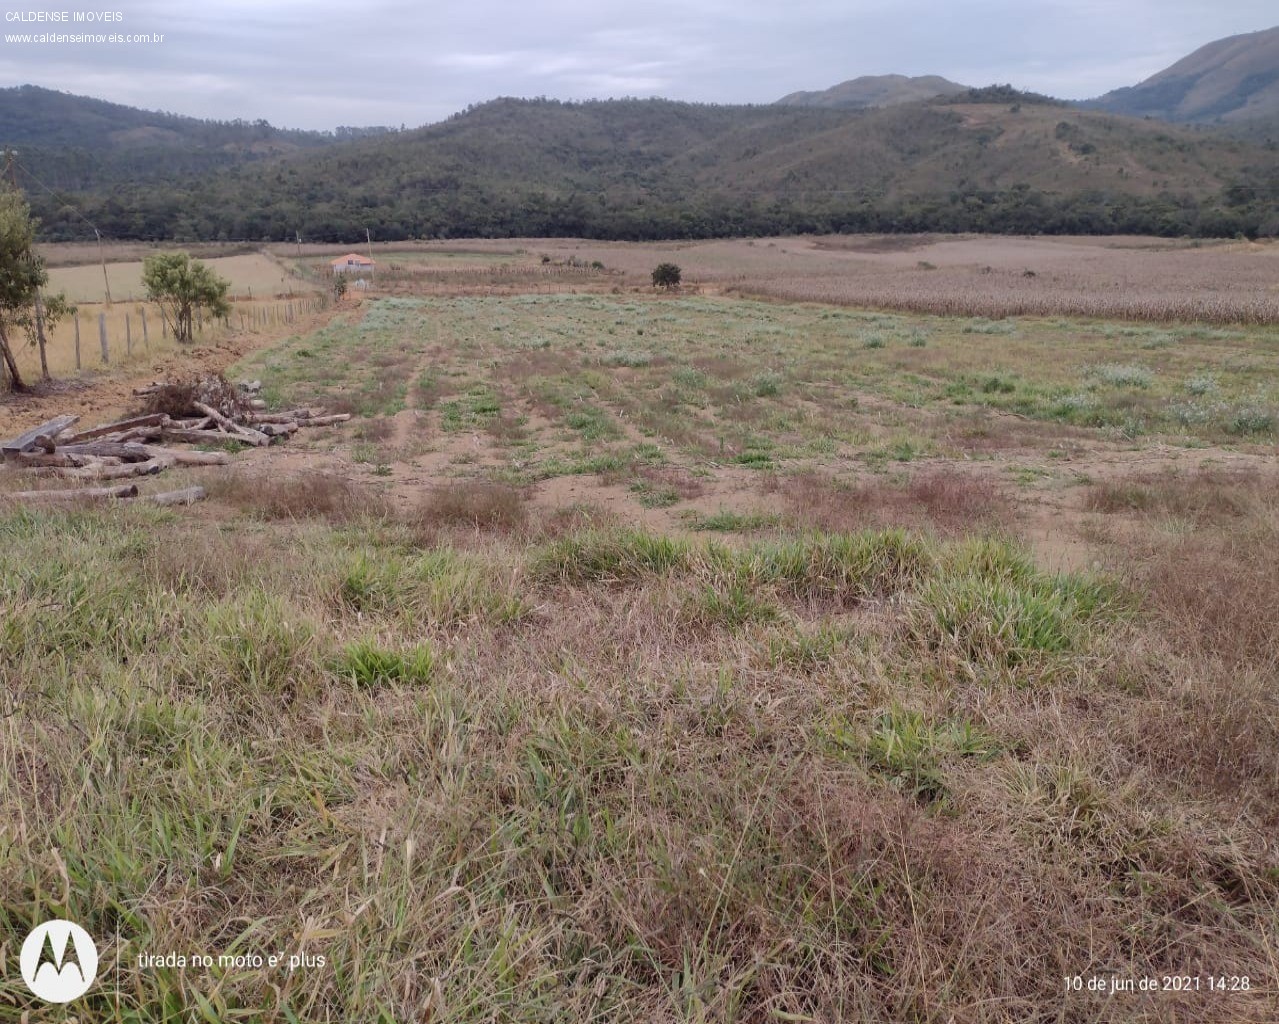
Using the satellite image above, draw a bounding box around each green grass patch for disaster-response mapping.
[335,640,435,688]
[686,509,780,532]
[828,707,1001,804]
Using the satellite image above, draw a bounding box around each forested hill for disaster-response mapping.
[0,85,395,191]
[777,74,969,109]
[23,95,1279,242]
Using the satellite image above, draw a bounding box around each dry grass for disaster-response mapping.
[393,235,1279,324]
[1,505,1273,1021]
[46,253,313,304]
[353,416,396,442]
[418,479,529,534]
[1136,521,1279,670]
[6,261,1279,1021]
[1090,503,1279,839]
[1085,466,1274,523]
[205,469,391,521]
[776,468,1014,537]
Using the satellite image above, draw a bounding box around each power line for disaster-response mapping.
[7,153,113,303]
[8,153,107,238]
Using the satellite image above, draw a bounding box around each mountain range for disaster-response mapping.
[2,26,1276,242]
[779,27,1279,123]
[1088,26,1279,123]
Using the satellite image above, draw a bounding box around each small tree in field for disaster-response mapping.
[651,262,682,290]
[143,252,231,343]
[332,274,348,301]
[0,188,71,391]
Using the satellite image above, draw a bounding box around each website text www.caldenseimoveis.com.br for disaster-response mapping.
[4,9,162,44]
[4,32,164,44]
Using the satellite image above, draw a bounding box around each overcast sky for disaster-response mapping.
[1,1,1275,130]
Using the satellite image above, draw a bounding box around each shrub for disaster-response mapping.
[750,370,783,397]
[1088,364,1153,388]
[651,262,682,289]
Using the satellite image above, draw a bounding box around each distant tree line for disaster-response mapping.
[28,182,1278,244]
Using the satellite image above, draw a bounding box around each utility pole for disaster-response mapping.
[95,228,113,305]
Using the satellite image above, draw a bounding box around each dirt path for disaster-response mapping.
[0,298,359,438]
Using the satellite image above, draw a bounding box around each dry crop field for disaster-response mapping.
[2,238,1278,1022]
[396,234,1279,324]
[46,252,312,304]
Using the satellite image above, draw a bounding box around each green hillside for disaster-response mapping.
[1090,26,1279,124]
[0,85,394,192]
[777,74,969,109]
[22,95,1279,242]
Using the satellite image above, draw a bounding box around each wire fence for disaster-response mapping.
[12,292,334,379]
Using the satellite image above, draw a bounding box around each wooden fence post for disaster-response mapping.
[141,309,149,349]
[98,313,109,364]
[126,314,132,355]
[74,316,81,370]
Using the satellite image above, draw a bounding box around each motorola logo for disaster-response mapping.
[19,919,99,1003]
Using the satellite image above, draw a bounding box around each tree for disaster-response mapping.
[142,252,231,343]
[0,187,71,391]
[651,262,681,290]
[332,273,348,301]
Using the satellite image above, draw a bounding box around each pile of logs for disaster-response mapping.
[1,376,350,506]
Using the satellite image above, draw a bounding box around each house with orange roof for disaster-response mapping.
[330,253,375,275]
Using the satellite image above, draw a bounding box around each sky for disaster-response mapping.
[1,1,1275,130]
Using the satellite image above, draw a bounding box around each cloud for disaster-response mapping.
[434,52,522,71]
[1,0,1274,126]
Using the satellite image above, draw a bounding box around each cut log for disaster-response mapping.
[113,427,165,444]
[137,446,229,466]
[159,427,256,446]
[299,413,352,427]
[245,412,304,424]
[3,484,139,503]
[59,414,166,445]
[57,441,156,461]
[149,486,207,507]
[56,457,172,481]
[192,401,270,447]
[2,415,81,456]
[12,451,104,469]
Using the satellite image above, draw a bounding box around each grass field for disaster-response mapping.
[47,253,315,304]
[2,243,1278,1022]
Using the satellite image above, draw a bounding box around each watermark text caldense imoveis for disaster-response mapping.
[4,10,164,44]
